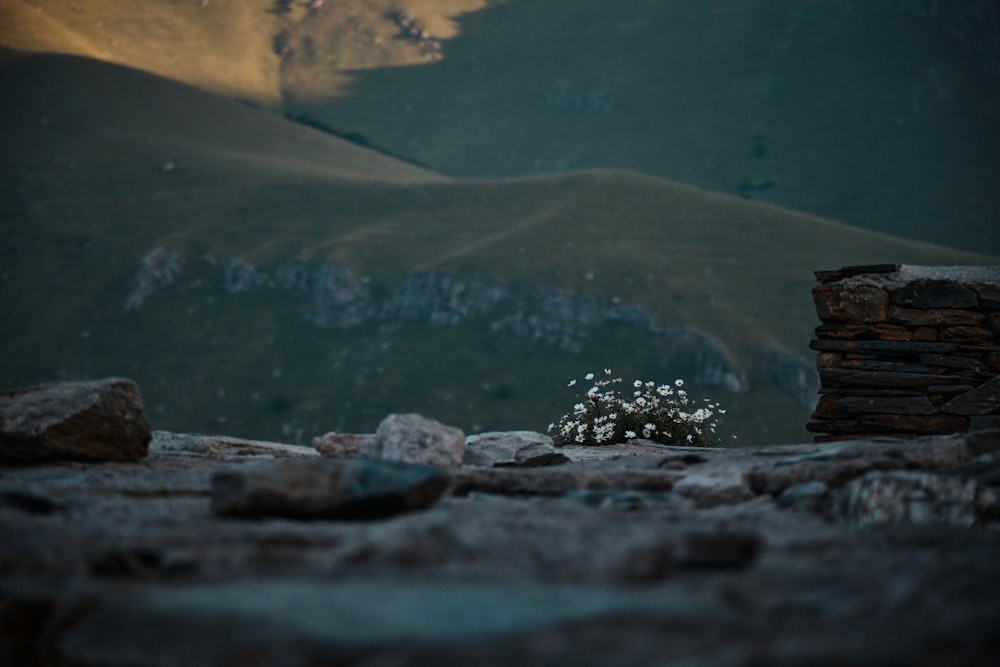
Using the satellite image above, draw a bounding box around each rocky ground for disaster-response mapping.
[2,379,1000,665]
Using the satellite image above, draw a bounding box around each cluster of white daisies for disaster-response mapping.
[548,369,724,447]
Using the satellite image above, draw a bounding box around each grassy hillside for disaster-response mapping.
[303,0,1000,254]
[1,52,994,446]
[5,1,997,255]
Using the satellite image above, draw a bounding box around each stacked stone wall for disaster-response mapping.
[809,264,1000,442]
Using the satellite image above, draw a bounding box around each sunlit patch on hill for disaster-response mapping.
[0,0,497,104]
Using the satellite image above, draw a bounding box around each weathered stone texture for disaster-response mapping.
[211,458,450,519]
[3,430,999,666]
[890,279,979,309]
[463,431,568,467]
[812,283,889,323]
[376,413,465,469]
[311,432,377,457]
[811,265,1000,441]
[0,378,150,462]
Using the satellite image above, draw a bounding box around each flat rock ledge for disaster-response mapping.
[2,427,999,666]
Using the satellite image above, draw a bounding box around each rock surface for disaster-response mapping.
[463,431,568,467]
[311,431,378,457]
[0,378,150,462]
[211,458,451,519]
[2,427,1000,665]
[376,412,465,469]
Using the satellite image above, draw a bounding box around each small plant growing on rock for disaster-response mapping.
[548,369,724,447]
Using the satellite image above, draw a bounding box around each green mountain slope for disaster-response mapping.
[292,0,1000,254]
[2,52,994,445]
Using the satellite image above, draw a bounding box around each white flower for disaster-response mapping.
[625,430,636,439]
[568,379,577,387]
[584,373,595,381]
[675,379,684,387]
[604,368,612,375]
[644,422,656,431]
[657,385,670,396]
[547,422,555,432]
[686,434,694,443]
[586,387,599,398]
[633,380,643,388]
[634,397,647,408]
[573,402,587,415]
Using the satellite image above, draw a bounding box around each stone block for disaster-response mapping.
[836,395,937,415]
[861,413,968,434]
[889,280,979,309]
[816,352,843,369]
[918,354,988,371]
[987,352,1000,373]
[815,322,912,340]
[942,377,1000,416]
[889,306,984,327]
[939,326,995,344]
[0,378,150,462]
[976,284,1000,309]
[810,339,957,355]
[819,369,972,389]
[813,284,889,323]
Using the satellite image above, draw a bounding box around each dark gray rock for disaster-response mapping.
[211,458,450,519]
[775,480,829,513]
[464,431,568,467]
[890,279,980,309]
[377,413,465,469]
[0,378,150,462]
[943,376,1000,416]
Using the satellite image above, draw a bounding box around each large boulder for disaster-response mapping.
[0,378,151,462]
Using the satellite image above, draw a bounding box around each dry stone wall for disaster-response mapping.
[809,264,1000,442]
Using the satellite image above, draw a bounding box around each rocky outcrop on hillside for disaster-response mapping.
[2,377,999,665]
